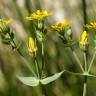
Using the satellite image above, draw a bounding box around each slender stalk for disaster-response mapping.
[83,79,87,96]
[22,57,37,76]
[40,84,47,96]
[64,70,83,76]
[88,51,96,73]
[41,42,45,78]
[8,32,23,56]
[71,48,84,72]
[40,42,46,96]
[82,0,87,95]
[34,57,40,78]
[12,39,37,76]
[9,40,36,76]
[12,39,23,56]
[84,52,87,72]
[82,0,87,25]
[8,33,37,76]
[83,51,87,96]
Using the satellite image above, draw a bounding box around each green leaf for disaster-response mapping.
[66,29,72,36]
[17,76,39,87]
[82,72,96,78]
[10,32,14,40]
[36,30,47,42]
[2,39,10,45]
[86,74,96,78]
[40,71,64,85]
[17,71,64,87]
[65,29,72,41]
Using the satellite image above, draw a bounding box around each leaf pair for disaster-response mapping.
[17,71,64,87]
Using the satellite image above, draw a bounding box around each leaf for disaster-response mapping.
[36,30,47,42]
[66,29,72,36]
[17,71,64,87]
[40,71,64,85]
[10,32,14,40]
[87,74,96,78]
[2,39,10,45]
[82,72,96,78]
[17,76,39,87]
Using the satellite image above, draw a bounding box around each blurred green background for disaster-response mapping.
[0,0,96,96]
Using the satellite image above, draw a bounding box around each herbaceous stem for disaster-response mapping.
[41,42,44,78]
[70,47,84,72]
[8,32,23,57]
[34,57,40,78]
[84,52,87,72]
[88,51,96,73]
[82,0,87,95]
[83,77,87,96]
[83,51,87,96]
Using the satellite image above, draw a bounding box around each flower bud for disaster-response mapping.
[27,37,37,56]
[79,31,88,51]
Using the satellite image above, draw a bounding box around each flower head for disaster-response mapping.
[85,22,96,30]
[26,10,52,20]
[0,18,12,32]
[27,37,37,56]
[0,24,3,32]
[80,31,88,46]
[49,20,71,32]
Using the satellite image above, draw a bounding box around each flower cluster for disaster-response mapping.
[85,22,96,30]
[0,18,15,48]
[0,24,3,32]
[26,10,51,56]
[49,20,71,32]
[0,18,12,32]
[2,10,96,94]
[26,10,52,20]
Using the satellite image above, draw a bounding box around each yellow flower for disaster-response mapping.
[85,22,96,30]
[0,24,3,32]
[27,37,37,56]
[49,20,71,32]
[0,18,12,32]
[4,19,13,24]
[80,31,88,45]
[26,10,52,20]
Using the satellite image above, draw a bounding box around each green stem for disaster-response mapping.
[71,48,84,72]
[82,0,87,25]
[22,57,37,76]
[82,0,87,95]
[83,77,87,96]
[34,57,40,78]
[8,32,40,78]
[41,42,45,78]
[8,33,23,56]
[88,51,96,73]
[8,33,37,76]
[40,84,47,96]
[64,70,82,76]
[83,51,87,96]
[12,40,23,56]
[84,52,87,72]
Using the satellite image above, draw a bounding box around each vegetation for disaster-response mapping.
[0,0,96,96]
